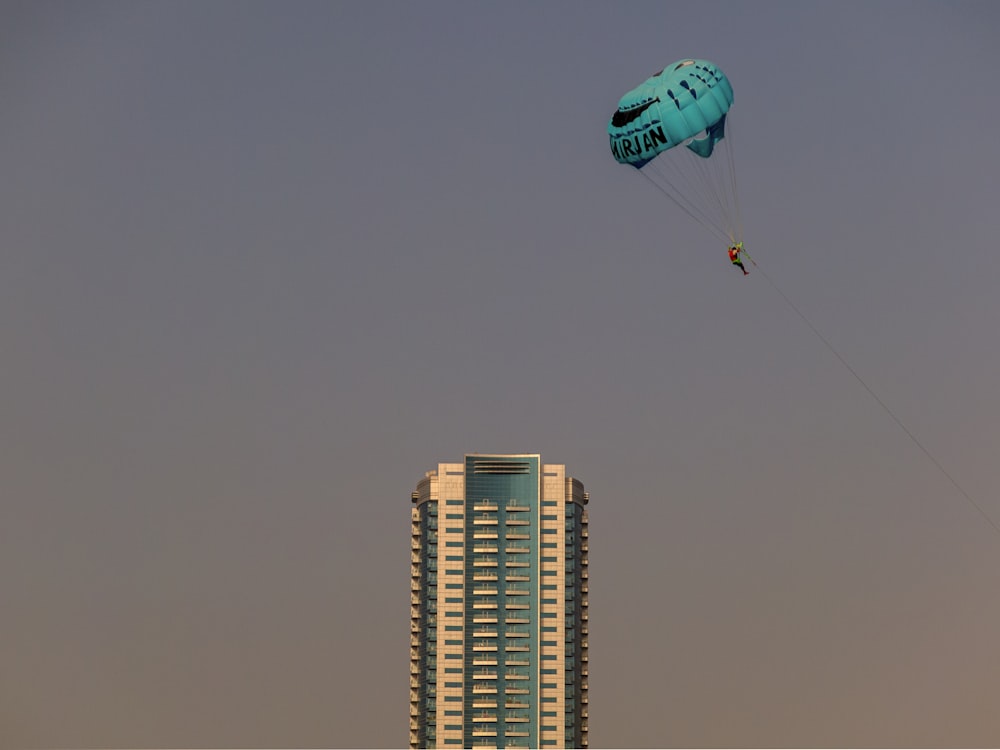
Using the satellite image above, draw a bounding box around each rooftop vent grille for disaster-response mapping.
[472,461,531,475]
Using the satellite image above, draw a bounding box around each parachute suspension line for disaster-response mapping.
[640,156,723,236]
[671,148,732,238]
[685,152,732,238]
[639,165,731,244]
[749,257,1000,539]
[688,119,739,240]
[722,114,744,243]
[637,121,743,246]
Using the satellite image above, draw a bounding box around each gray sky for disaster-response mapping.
[3,1,1000,747]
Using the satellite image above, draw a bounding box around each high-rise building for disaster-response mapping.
[409,454,589,749]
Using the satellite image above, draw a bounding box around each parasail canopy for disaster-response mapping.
[609,59,740,243]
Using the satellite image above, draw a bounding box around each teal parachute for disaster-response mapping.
[609,59,741,244]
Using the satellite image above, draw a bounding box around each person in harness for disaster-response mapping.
[728,242,748,275]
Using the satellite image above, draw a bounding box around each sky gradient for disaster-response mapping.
[3,1,1000,747]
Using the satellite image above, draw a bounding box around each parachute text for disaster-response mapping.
[609,126,668,162]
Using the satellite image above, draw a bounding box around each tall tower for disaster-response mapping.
[409,454,589,749]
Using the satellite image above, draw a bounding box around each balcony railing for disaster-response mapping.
[505,546,530,555]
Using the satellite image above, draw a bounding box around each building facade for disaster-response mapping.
[409,454,589,749]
